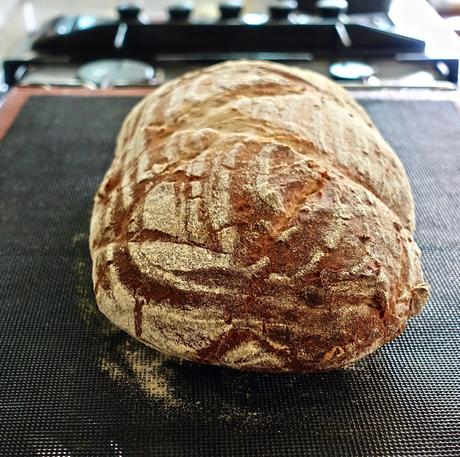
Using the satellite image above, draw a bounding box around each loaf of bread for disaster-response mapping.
[90,61,429,372]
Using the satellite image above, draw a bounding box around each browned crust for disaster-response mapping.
[89,61,429,372]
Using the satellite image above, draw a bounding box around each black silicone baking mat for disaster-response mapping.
[0,93,459,457]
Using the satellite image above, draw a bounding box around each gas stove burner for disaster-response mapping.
[76,59,156,87]
[329,61,375,80]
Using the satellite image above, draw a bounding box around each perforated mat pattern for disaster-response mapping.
[0,96,459,456]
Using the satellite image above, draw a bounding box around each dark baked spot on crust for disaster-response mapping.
[300,287,324,307]
[358,234,371,243]
[371,289,388,319]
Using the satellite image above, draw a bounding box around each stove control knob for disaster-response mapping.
[168,2,194,21]
[117,3,142,21]
[269,1,298,20]
[316,0,348,18]
[219,1,242,20]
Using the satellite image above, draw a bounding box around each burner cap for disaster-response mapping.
[329,61,375,80]
[77,59,155,87]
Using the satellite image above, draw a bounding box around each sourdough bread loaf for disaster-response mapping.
[90,60,429,372]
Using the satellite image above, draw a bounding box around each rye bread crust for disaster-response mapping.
[90,61,429,372]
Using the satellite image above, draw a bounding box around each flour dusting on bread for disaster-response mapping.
[90,61,429,372]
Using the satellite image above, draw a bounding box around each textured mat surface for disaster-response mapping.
[0,95,459,457]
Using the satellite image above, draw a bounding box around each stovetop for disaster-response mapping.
[2,0,460,92]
